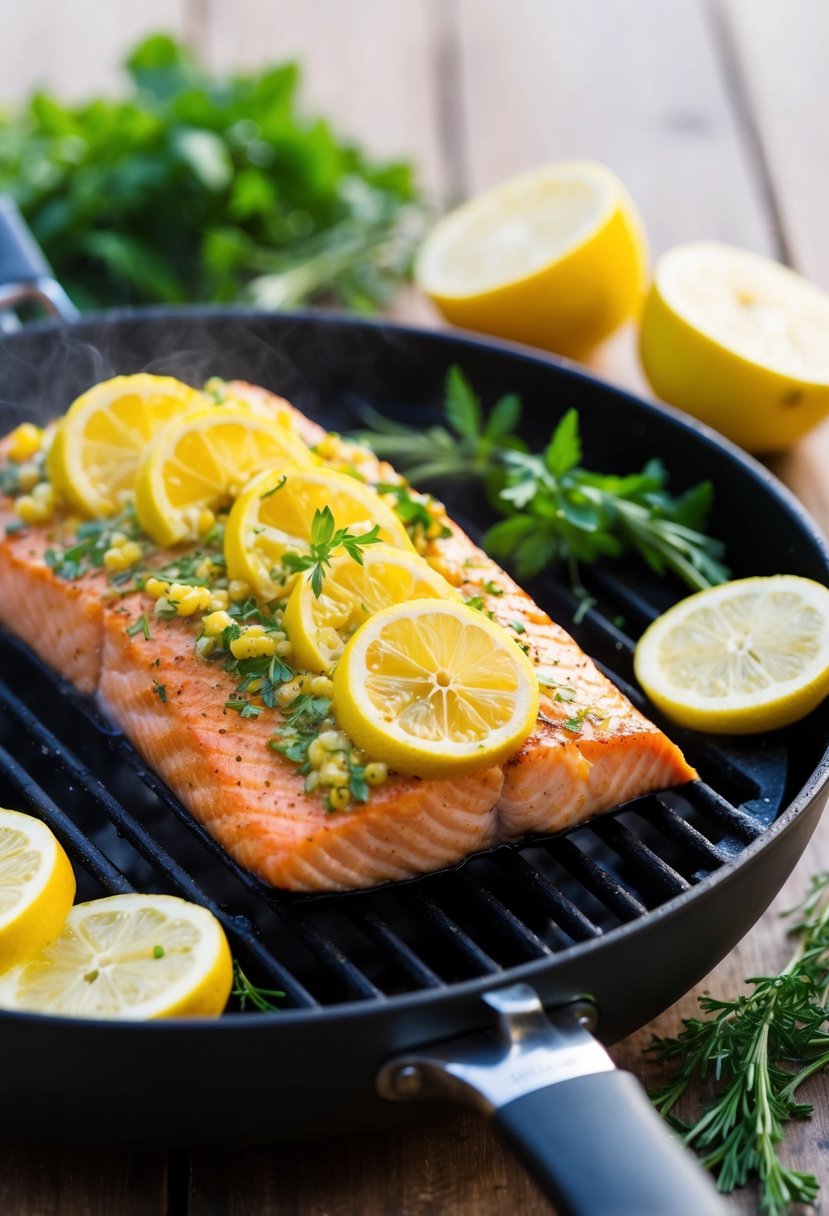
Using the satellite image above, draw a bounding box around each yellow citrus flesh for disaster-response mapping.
[284,544,461,674]
[134,407,314,546]
[332,600,539,778]
[640,242,829,453]
[47,374,207,517]
[416,161,646,358]
[0,808,76,973]
[225,467,415,602]
[634,576,829,734]
[0,893,232,1019]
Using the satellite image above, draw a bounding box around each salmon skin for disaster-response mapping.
[0,384,696,892]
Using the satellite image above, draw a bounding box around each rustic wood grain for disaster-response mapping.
[0,1141,168,1216]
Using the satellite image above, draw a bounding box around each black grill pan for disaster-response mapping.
[1,198,828,1216]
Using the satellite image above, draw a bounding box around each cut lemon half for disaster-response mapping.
[640,242,829,452]
[225,467,415,602]
[284,544,460,673]
[47,374,207,517]
[634,576,829,734]
[416,160,646,358]
[0,893,232,1019]
[332,600,539,777]
[0,808,75,973]
[134,407,314,546]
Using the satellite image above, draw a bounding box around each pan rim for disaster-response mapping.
[1,306,828,1034]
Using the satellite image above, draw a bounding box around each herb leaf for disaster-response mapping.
[282,507,382,598]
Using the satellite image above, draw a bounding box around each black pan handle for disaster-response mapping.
[0,195,78,323]
[378,984,728,1216]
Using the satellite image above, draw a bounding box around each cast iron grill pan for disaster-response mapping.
[1,304,828,1216]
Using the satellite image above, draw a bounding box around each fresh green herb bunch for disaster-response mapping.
[0,34,422,311]
[357,366,729,595]
[649,872,829,1215]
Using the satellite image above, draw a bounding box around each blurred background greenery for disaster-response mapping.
[0,33,424,312]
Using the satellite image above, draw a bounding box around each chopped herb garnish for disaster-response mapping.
[126,613,152,640]
[152,680,167,703]
[484,580,504,596]
[5,520,27,535]
[45,505,148,581]
[260,474,287,500]
[554,688,576,703]
[225,698,263,719]
[269,694,332,766]
[510,619,527,635]
[374,481,451,542]
[282,505,382,598]
[152,945,165,959]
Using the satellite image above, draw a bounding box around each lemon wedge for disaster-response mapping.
[0,808,75,973]
[284,543,460,673]
[332,600,538,777]
[225,467,414,602]
[47,374,207,517]
[416,161,646,358]
[0,893,232,1019]
[134,407,314,546]
[634,576,829,734]
[640,242,829,452]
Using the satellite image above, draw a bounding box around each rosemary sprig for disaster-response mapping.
[282,505,382,597]
[355,366,729,595]
[648,872,829,1214]
[232,962,285,1013]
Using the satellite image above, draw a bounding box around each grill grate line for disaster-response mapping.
[456,875,553,959]
[590,819,691,899]
[347,902,444,990]
[268,903,385,1001]
[547,837,647,922]
[0,741,133,895]
[403,891,501,975]
[495,852,602,941]
[685,782,765,841]
[648,795,732,869]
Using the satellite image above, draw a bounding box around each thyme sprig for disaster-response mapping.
[282,505,382,597]
[649,872,829,1214]
[356,366,729,594]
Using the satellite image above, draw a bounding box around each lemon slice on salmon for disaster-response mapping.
[0,808,75,973]
[47,374,207,517]
[332,600,538,777]
[639,242,829,452]
[0,893,232,1019]
[416,161,646,358]
[134,407,314,546]
[284,544,460,673]
[225,467,415,602]
[634,576,829,734]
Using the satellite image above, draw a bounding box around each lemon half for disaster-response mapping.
[0,808,75,973]
[225,467,414,602]
[640,242,829,452]
[0,893,232,1019]
[634,575,829,734]
[134,407,314,546]
[284,543,460,673]
[47,374,207,517]
[416,161,646,358]
[333,600,539,777]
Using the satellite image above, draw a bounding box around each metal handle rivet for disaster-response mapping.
[392,1065,423,1097]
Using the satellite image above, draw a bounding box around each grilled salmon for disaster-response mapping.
[0,385,695,891]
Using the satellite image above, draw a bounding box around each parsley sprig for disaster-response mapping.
[356,367,729,595]
[282,505,382,597]
[649,872,829,1214]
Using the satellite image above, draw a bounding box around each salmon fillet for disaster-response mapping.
[0,385,695,891]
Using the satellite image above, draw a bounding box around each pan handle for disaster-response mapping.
[0,195,78,324]
[377,983,728,1216]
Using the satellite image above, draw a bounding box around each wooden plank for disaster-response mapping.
[200,0,445,194]
[0,1142,168,1216]
[0,1,186,103]
[189,1112,546,1215]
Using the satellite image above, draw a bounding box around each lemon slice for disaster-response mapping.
[634,576,829,734]
[46,374,207,517]
[0,808,75,973]
[0,893,232,1019]
[640,242,829,452]
[134,407,314,546]
[225,467,415,602]
[332,600,538,777]
[416,160,646,358]
[284,543,460,673]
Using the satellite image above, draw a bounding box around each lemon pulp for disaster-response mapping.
[0,808,76,972]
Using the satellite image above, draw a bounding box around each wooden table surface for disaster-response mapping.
[2,1,829,1213]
